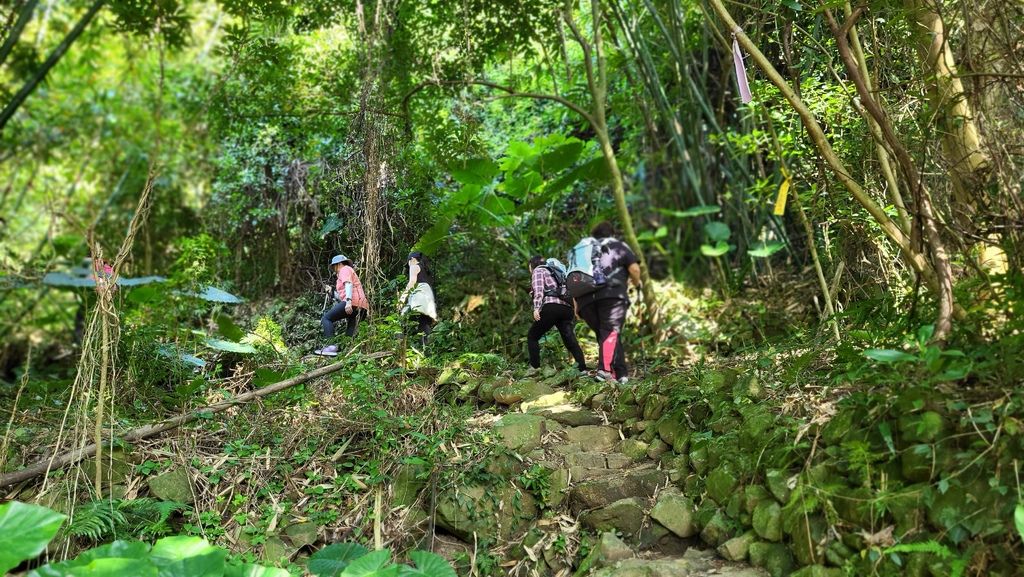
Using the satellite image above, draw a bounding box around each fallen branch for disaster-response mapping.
[0,352,391,489]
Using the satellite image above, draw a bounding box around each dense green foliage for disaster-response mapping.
[2,0,1023,574]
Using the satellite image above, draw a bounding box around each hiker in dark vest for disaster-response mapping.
[527,256,588,374]
[316,254,368,356]
[573,222,641,384]
[399,251,437,355]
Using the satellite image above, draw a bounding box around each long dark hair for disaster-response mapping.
[407,251,434,287]
[528,255,545,270]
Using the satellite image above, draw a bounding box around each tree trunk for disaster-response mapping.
[904,0,990,227]
[0,0,105,133]
[0,0,38,68]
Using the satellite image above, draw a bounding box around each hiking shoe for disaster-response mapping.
[594,370,615,382]
[315,345,338,357]
[617,376,630,386]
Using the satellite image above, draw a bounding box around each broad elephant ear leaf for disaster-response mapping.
[0,502,66,575]
[414,214,455,257]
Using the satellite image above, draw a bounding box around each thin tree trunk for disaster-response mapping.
[0,0,38,68]
[842,2,910,234]
[564,0,662,331]
[904,0,990,224]
[824,8,957,341]
[705,0,965,336]
[0,0,105,133]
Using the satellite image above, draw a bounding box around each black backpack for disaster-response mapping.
[539,258,571,303]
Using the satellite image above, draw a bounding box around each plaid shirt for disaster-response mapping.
[531,267,566,311]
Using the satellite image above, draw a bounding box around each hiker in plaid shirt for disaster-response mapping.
[526,255,587,374]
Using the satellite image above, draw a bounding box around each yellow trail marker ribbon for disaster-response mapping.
[773,168,790,215]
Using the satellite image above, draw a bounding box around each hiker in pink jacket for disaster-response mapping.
[315,254,368,356]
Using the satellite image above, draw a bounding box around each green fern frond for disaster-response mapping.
[67,498,189,541]
[885,540,952,558]
[885,540,968,577]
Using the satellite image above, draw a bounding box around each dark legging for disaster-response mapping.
[322,302,368,338]
[527,303,587,371]
[577,298,629,378]
[406,314,433,351]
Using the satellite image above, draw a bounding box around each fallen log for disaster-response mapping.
[0,352,391,489]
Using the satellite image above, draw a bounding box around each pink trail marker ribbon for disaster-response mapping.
[732,29,752,103]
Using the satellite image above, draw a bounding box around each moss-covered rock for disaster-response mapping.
[699,509,732,547]
[789,566,845,577]
[662,454,690,483]
[748,541,795,577]
[477,377,508,403]
[148,467,196,505]
[576,532,634,574]
[752,500,783,542]
[832,486,872,526]
[689,440,710,476]
[548,468,570,509]
[649,491,697,538]
[646,438,670,460]
[706,462,739,505]
[571,470,668,512]
[283,522,318,548]
[581,498,646,539]
[765,469,794,504]
[617,438,650,462]
[718,530,757,562]
[493,413,547,454]
[739,405,777,448]
[564,425,621,452]
[436,484,537,542]
[610,399,643,423]
[643,394,669,421]
[790,514,827,566]
[392,462,429,507]
[743,485,773,516]
[494,381,555,405]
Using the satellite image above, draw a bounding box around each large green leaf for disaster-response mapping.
[74,541,151,563]
[1015,505,1024,541]
[31,558,158,577]
[700,241,730,257]
[504,170,543,199]
[450,158,499,185]
[341,549,397,577]
[189,286,244,304]
[224,563,290,577]
[308,543,370,577]
[534,141,583,174]
[398,551,457,577]
[147,536,226,577]
[0,502,66,574]
[863,349,919,363]
[449,183,482,206]
[576,157,611,184]
[481,193,515,216]
[414,214,454,257]
[203,338,257,354]
[216,315,246,342]
[748,241,786,258]
[703,221,731,243]
[41,272,96,287]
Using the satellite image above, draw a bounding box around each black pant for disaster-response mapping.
[322,303,367,338]
[406,314,433,350]
[577,298,629,378]
[527,303,587,371]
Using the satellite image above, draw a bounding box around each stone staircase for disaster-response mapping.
[422,368,774,576]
